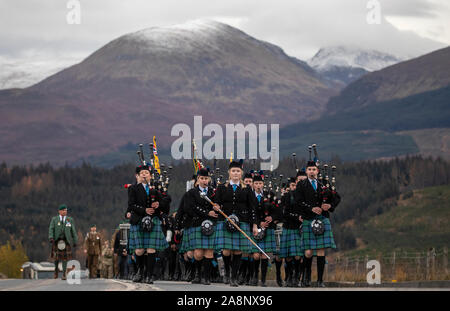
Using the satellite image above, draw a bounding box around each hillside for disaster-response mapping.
[340,184,450,255]
[327,46,450,113]
[278,47,450,161]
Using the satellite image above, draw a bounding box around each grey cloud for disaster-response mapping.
[0,0,447,63]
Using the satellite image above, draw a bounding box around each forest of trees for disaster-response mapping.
[0,155,449,262]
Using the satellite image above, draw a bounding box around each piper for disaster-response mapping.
[184,168,218,285]
[250,173,280,287]
[297,159,341,287]
[213,160,258,287]
[278,177,304,287]
[126,164,168,284]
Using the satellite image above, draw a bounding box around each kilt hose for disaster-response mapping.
[128,217,168,253]
[250,228,277,254]
[278,228,303,258]
[214,220,253,253]
[301,215,336,251]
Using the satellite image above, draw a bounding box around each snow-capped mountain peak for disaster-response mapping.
[308,45,404,72]
[125,19,234,52]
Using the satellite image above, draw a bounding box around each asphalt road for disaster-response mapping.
[0,279,448,291]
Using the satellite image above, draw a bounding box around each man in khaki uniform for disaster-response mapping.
[100,240,114,278]
[84,225,102,278]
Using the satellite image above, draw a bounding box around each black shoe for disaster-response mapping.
[192,275,201,284]
[223,274,230,284]
[144,276,154,284]
[261,274,267,287]
[276,275,283,287]
[238,274,245,285]
[230,278,238,287]
[317,281,326,288]
[293,275,300,287]
[250,276,258,286]
[202,278,211,285]
[285,275,292,286]
[132,268,144,283]
[245,274,251,285]
[304,265,311,287]
[187,270,195,282]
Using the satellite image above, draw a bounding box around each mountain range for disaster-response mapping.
[308,46,404,87]
[280,46,450,161]
[0,20,449,166]
[0,19,336,165]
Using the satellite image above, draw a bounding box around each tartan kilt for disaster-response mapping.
[278,228,303,258]
[300,215,336,250]
[251,228,277,254]
[128,217,168,253]
[214,220,252,253]
[179,227,195,253]
[51,241,73,261]
[188,225,216,250]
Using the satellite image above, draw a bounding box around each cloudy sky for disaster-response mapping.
[0,0,448,86]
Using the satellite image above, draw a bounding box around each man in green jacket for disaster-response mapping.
[49,204,78,280]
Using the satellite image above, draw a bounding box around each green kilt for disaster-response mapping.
[179,227,194,253]
[278,228,303,258]
[187,225,216,250]
[251,228,277,254]
[300,215,336,250]
[128,217,168,253]
[214,220,252,253]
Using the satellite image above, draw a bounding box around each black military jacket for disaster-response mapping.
[184,186,218,227]
[174,192,193,230]
[126,183,162,225]
[215,182,257,224]
[253,190,281,230]
[281,190,302,229]
[295,178,340,221]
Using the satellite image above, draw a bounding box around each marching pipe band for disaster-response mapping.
[117,142,340,288]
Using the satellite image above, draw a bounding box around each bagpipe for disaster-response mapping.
[263,169,287,249]
[138,141,172,193]
[124,141,172,233]
[189,139,225,191]
[307,144,338,204]
[291,152,299,173]
[251,168,282,242]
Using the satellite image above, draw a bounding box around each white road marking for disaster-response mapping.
[109,279,165,291]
